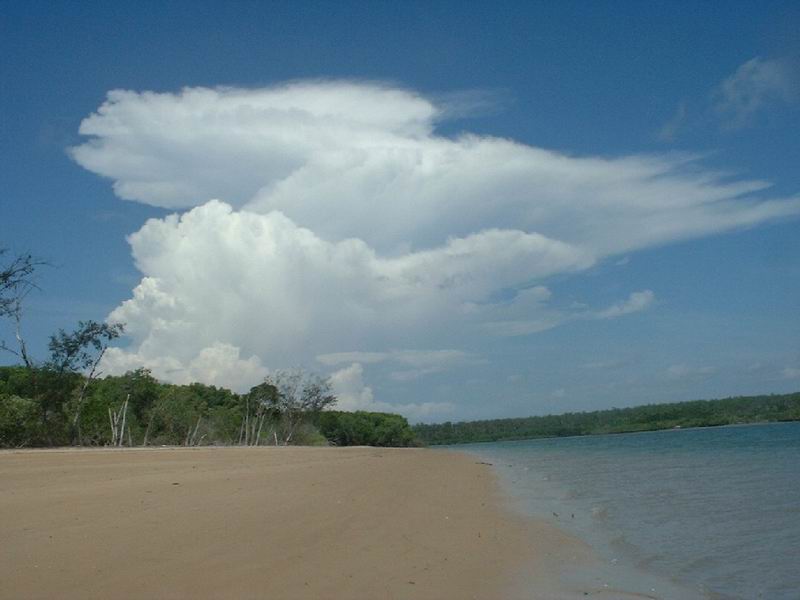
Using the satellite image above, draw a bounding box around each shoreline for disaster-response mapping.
[452,444,712,600]
[0,445,574,599]
[0,445,704,599]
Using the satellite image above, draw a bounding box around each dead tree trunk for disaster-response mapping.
[118,395,128,447]
[72,347,106,446]
[254,414,265,446]
[243,397,250,446]
[108,408,117,444]
[109,395,129,446]
[142,410,155,446]
[189,416,202,446]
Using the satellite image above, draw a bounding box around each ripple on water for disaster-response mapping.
[460,422,800,600]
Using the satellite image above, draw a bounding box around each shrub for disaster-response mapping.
[0,395,43,447]
[315,411,418,447]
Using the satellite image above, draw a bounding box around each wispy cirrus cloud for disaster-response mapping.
[318,349,477,382]
[667,364,717,380]
[657,102,687,142]
[582,359,628,370]
[658,56,799,139]
[713,57,798,129]
[482,289,655,337]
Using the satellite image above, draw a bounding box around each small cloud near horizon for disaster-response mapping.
[667,364,717,379]
[782,367,800,380]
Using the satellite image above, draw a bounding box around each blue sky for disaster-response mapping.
[2,1,799,422]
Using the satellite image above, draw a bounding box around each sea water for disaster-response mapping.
[458,422,800,599]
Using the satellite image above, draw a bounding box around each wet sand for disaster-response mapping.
[1,446,616,599]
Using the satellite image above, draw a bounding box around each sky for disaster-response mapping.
[1,1,799,423]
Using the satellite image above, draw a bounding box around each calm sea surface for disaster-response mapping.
[457,422,800,600]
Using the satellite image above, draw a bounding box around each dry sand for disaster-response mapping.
[1,446,613,599]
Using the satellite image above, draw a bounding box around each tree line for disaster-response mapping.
[0,248,417,449]
[413,392,800,445]
[0,364,417,449]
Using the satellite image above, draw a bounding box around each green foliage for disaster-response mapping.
[71,369,156,445]
[2,361,796,450]
[316,411,418,447]
[148,386,205,445]
[247,381,279,410]
[47,321,124,374]
[0,365,417,449]
[413,392,800,445]
[247,371,336,445]
[0,395,44,447]
[0,365,37,397]
[290,422,330,446]
[206,402,245,444]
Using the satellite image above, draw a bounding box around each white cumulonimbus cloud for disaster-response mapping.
[328,362,455,422]
[70,81,800,414]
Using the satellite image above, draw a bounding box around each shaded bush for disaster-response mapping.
[316,411,417,447]
[0,395,43,447]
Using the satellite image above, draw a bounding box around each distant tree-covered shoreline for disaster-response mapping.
[413,392,800,445]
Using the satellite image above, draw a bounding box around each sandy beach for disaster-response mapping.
[0,446,632,600]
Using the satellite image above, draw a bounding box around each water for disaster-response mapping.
[457,422,800,600]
